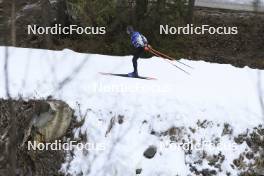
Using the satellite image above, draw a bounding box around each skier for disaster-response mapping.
[126,26,150,77]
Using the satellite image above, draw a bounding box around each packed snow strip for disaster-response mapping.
[0,47,263,176]
[196,0,264,12]
[221,0,264,5]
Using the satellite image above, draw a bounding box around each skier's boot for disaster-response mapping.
[128,72,138,78]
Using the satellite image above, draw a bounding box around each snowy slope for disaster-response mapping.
[0,47,263,176]
[221,0,264,4]
[225,0,264,4]
[196,0,264,11]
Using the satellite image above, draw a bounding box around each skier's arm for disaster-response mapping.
[141,34,152,51]
[141,35,148,45]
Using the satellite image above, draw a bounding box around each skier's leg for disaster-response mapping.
[132,55,138,75]
[132,47,144,75]
[131,48,142,76]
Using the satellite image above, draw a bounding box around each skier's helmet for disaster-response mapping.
[126,26,134,35]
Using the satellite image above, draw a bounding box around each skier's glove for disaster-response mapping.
[144,44,151,51]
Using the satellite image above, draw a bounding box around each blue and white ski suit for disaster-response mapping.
[130,32,148,75]
[131,32,148,48]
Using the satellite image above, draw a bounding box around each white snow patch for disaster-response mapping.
[0,47,263,175]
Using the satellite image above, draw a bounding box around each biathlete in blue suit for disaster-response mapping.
[126,26,150,77]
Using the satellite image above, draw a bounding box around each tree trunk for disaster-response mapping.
[156,0,166,23]
[135,0,148,25]
[253,0,260,12]
[187,0,195,23]
[11,0,16,46]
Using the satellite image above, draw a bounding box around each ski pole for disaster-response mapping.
[147,47,190,75]
[149,47,194,69]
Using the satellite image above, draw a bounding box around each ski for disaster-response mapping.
[99,72,157,80]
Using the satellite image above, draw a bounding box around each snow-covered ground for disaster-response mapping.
[222,0,264,4]
[196,0,264,11]
[0,47,263,175]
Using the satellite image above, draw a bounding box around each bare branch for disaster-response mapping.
[4,47,10,98]
[4,1,17,175]
[11,0,16,46]
[257,71,264,119]
[4,48,17,176]
[55,57,89,92]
